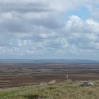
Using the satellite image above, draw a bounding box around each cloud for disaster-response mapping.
[64,15,99,51]
[0,2,51,13]
[0,0,99,59]
[65,15,99,33]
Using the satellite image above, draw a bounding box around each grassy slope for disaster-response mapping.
[0,81,99,99]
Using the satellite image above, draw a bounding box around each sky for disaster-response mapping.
[0,0,99,60]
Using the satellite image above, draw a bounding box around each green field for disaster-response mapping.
[0,80,99,99]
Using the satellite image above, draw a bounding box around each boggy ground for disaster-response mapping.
[0,64,99,88]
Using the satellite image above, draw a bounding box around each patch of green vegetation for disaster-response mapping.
[0,80,99,99]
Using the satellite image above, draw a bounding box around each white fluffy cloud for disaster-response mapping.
[64,15,99,52]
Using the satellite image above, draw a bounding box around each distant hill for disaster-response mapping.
[0,59,99,64]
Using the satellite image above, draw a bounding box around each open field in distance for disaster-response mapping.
[0,63,99,88]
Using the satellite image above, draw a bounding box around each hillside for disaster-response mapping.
[0,80,99,99]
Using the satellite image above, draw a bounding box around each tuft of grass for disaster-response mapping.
[0,80,99,99]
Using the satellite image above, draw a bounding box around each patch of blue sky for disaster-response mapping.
[66,7,90,20]
[93,4,99,8]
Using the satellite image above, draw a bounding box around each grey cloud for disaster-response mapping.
[0,3,52,13]
[0,13,63,36]
[0,19,29,33]
[0,35,9,46]
[32,15,63,29]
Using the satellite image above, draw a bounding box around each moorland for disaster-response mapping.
[0,62,99,88]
